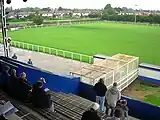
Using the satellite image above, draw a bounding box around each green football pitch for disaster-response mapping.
[8,22,160,65]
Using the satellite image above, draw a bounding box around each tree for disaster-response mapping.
[102,10,109,20]
[88,12,102,18]
[69,12,73,18]
[104,4,116,15]
[58,7,63,11]
[114,7,122,13]
[14,9,20,20]
[80,13,83,18]
[42,7,51,12]
[33,15,44,25]
[26,14,35,20]
[104,4,112,9]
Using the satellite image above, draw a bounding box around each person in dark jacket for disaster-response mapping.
[17,72,31,102]
[27,59,33,65]
[93,78,107,112]
[32,77,46,93]
[32,82,53,110]
[106,108,123,120]
[0,66,10,93]
[8,69,18,97]
[12,54,17,60]
[81,103,100,120]
[116,100,129,120]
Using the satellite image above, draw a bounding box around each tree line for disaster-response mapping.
[100,4,160,24]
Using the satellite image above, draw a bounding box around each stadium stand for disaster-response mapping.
[0,91,41,120]
[1,56,159,120]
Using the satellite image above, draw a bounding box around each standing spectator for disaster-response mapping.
[106,108,123,120]
[106,83,121,116]
[27,59,33,65]
[93,78,107,112]
[7,37,12,52]
[81,103,100,120]
[12,54,17,60]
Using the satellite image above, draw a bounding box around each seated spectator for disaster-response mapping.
[8,69,18,96]
[0,66,10,93]
[40,77,46,84]
[81,103,101,120]
[19,72,28,84]
[32,77,46,93]
[106,83,121,116]
[27,59,33,65]
[12,54,17,60]
[106,108,123,120]
[31,82,53,110]
[116,100,129,120]
[16,72,31,102]
[18,80,32,102]
[10,69,18,82]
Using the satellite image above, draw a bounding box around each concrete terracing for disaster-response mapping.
[0,45,89,75]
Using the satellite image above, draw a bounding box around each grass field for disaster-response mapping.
[123,80,160,106]
[8,22,160,65]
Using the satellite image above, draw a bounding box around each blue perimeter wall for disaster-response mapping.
[17,65,80,95]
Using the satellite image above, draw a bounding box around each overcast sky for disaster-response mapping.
[6,0,160,10]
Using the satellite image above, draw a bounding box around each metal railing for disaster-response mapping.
[10,40,93,64]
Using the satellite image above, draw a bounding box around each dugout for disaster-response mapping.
[71,54,139,91]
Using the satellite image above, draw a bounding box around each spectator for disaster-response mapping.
[116,100,129,120]
[0,66,10,93]
[81,103,101,120]
[39,77,46,84]
[12,54,17,60]
[27,59,33,65]
[18,73,32,102]
[31,81,53,110]
[106,83,121,116]
[7,37,12,52]
[32,77,46,94]
[93,78,107,112]
[8,69,18,96]
[10,69,17,80]
[19,72,28,84]
[106,108,123,120]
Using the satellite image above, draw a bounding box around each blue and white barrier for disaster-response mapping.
[139,63,160,85]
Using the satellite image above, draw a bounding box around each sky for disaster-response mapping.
[5,0,160,10]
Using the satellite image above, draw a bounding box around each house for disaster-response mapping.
[39,11,53,17]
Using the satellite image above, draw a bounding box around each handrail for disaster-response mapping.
[8,40,93,64]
